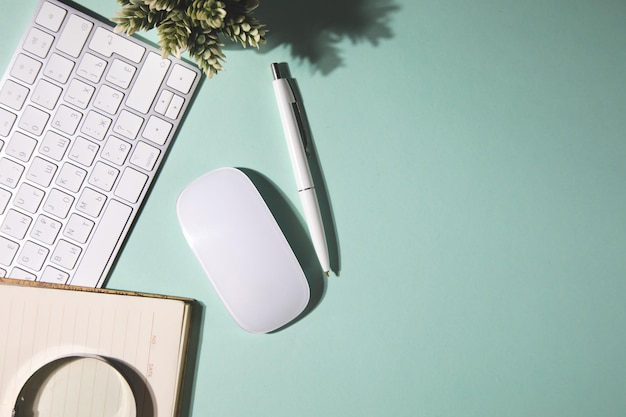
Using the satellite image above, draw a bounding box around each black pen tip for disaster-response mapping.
[271,63,282,80]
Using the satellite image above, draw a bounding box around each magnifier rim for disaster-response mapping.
[13,355,143,417]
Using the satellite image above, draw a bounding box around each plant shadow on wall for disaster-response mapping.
[254,0,401,74]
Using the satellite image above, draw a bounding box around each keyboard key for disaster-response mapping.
[0,157,25,188]
[80,110,111,140]
[76,53,107,83]
[68,136,99,167]
[35,1,67,32]
[10,267,37,281]
[18,105,50,136]
[0,188,11,214]
[89,27,145,63]
[106,59,136,89]
[94,84,124,115]
[6,132,37,162]
[142,115,172,145]
[130,141,160,171]
[43,188,74,219]
[40,265,69,284]
[23,27,54,58]
[1,209,32,240]
[63,213,94,244]
[0,80,29,111]
[50,239,81,269]
[101,136,130,165]
[112,110,143,140]
[165,95,185,119]
[11,54,42,84]
[0,236,19,266]
[70,199,132,287]
[63,79,96,109]
[126,52,170,113]
[31,214,62,245]
[64,78,95,109]
[155,90,173,115]
[167,64,198,94]
[76,187,106,217]
[14,183,45,213]
[31,79,62,109]
[26,157,58,187]
[0,108,17,137]
[56,14,93,57]
[51,104,82,135]
[56,162,87,192]
[43,53,75,84]
[17,240,49,271]
[88,161,119,192]
[115,167,147,203]
[39,130,70,161]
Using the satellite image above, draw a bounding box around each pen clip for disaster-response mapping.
[290,101,310,157]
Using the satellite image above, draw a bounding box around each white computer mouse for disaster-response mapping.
[176,167,310,333]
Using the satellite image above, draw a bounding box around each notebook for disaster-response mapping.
[0,278,196,417]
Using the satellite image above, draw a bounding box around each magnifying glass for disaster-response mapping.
[12,356,149,417]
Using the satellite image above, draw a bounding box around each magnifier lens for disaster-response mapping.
[13,357,136,417]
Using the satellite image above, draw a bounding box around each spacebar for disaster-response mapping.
[69,200,133,287]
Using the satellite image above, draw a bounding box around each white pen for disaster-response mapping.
[271,63,330,276]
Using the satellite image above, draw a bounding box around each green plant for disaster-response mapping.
[112,0,267,77]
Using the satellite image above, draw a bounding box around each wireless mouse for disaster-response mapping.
[176,167,310,333]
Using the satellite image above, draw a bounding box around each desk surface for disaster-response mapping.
[3,1,626,416]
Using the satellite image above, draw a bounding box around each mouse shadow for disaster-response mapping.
[253,0,401,75]
[239,168,327,329]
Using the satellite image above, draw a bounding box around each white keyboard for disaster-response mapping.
[0,0,201,287]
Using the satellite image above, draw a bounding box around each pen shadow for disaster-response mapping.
[254,0,401,74]
[239,168,328,329]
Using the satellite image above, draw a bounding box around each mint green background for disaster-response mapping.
[3,1,626,416]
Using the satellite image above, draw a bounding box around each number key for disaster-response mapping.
[10,54,42,85]
[18,105,50,136]
[23,27,54,58]
[0,157,25,188]
[6,132,37,162]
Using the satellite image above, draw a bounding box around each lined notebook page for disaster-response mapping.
[0,282,192,417]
